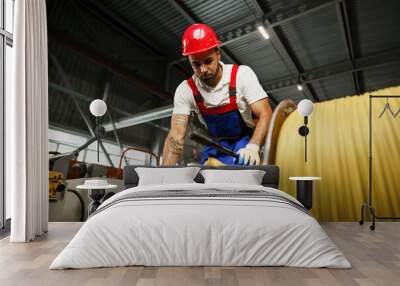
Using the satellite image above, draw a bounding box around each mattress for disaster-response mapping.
[50,183,351,269]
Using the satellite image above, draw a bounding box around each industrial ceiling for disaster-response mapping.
[46,0,400,153]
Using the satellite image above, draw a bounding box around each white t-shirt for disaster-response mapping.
[172,62,268,128]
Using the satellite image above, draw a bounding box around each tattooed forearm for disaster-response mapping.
[168,136,184,154]
[172,115,189,127]
[162,114,190,165]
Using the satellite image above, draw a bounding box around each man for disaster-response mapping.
[162,23,272,166]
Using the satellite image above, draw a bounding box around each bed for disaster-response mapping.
[50,165,351,269]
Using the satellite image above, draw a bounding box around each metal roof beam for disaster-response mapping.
[336,0,362,95]
[74,1,191,77]
[249,0,319,102]
[102,105,174,132]
[262,48,400,92]
[75,0,166,58]
[50,55,115,167]
[170,0,341,65]
[49,122,162,152]
[49,82,131,117]
[49,31,172,101]
[49,82,169,132]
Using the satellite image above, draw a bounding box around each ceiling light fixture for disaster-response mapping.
[297,75,304,91]
[297,84,303,91]
[257,25,270,39]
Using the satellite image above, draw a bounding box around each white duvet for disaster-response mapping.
[50,183,351,269]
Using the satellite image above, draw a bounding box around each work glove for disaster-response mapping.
[237,143,260,166]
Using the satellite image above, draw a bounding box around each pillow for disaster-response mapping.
[135,167,200,186]
[200,169,266,185]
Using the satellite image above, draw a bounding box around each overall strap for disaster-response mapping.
[187,77,202,102]
[229,64,239,97]
[187,77,207,112]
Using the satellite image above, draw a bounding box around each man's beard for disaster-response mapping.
[201,73,216,83]
[200,65,220,85]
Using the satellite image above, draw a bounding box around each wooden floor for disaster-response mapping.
[0,222,399,286]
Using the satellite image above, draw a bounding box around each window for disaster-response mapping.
[1,0,14,230]
[4,43,12,221]
[0,35,4,230]
[5,0,13,33]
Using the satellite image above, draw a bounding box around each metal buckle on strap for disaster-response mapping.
[194,95,203,103]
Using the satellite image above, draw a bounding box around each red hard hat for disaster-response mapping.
[182,24,221,56]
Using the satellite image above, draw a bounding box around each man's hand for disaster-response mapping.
[237,143,260,165]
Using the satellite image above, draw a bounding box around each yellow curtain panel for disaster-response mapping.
[275,86,400,221]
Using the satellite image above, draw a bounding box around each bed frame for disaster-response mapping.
[123,165,280,189]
